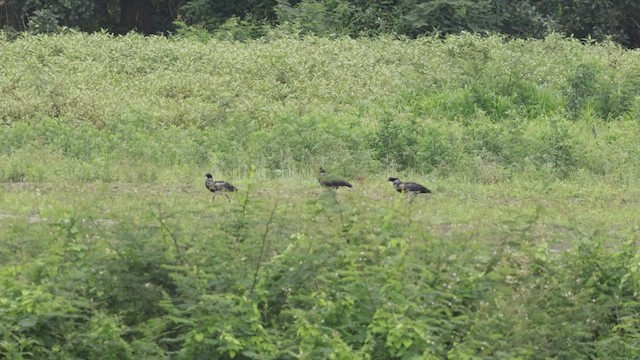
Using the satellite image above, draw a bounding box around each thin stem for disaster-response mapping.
[153,203,181,254]
[249,199,278,296]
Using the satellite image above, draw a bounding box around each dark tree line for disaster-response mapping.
[1,0,181,34]
[1,0,639,47]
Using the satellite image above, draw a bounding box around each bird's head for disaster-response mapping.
[319,167,326,175]
[205,173,213,178]
[388,177,399,182]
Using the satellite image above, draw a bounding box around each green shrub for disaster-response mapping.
[28,8,62,34]
[370,112,420,170]
[532,118,577,178]
[565,60,639,121]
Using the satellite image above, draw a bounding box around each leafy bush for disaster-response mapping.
[1,32,639,181]
[27,8,62,34]
[566,61,639,121]
[370,112,421,170]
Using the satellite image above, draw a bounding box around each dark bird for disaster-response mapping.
[318,167,352,190]
[388,177,431,195]
[205,173,237,202]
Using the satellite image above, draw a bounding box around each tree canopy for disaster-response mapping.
[1,0,639,47]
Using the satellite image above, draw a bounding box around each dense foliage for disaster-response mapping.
[1,32,639,181]
[1,0,640,47]
[2,184,640,359]
[1,33,640,358]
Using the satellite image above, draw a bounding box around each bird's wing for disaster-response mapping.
[216,181,237,191]
[332,179,352,188]
[407,182,431,193]
[319,173,352,188]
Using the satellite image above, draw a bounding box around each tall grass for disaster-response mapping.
[1,31,639,182]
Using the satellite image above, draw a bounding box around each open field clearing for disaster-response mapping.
[1,32,640,358]
[1,177,639,252]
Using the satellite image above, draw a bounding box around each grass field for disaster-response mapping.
[1,31,640,358]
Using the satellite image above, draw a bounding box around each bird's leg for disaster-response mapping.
[212,193,217,201]
[224,193,231,203]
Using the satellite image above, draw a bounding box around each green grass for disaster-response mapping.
[1,177,640,358]
[1,31,640,358]
[1,31,639,180]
